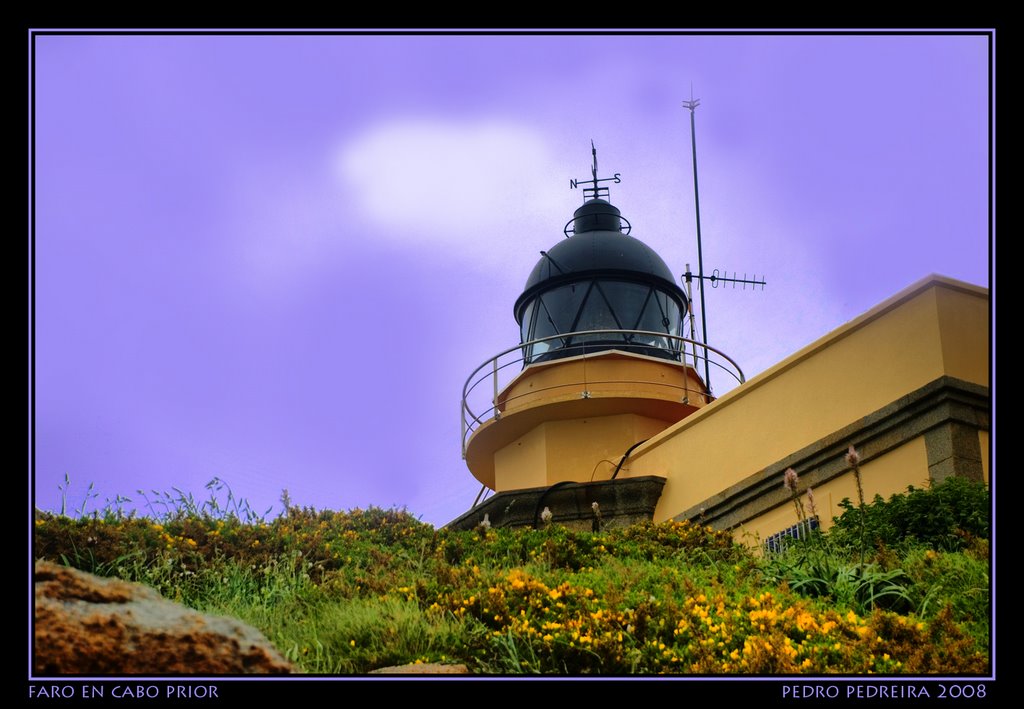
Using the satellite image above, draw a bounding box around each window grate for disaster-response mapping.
[764,517,820,554]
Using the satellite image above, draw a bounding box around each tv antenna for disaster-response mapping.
[682,89,767,394]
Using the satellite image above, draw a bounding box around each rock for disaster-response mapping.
[369,662,470,674]
[34,560,293,675]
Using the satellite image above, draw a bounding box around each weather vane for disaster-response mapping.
[570,140,621,202]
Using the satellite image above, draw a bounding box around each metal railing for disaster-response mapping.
[461,329,745,457]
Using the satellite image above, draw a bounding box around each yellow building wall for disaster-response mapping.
[543,414,668,484]
[979,430,989,485]
[734,437,930,545]
[494,425,548,491]
[620,277,988,524]
[493,413,668,489]
[935,285,989,387]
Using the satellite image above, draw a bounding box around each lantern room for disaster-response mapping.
[514,197,689,365]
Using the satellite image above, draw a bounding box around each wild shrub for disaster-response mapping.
[33,478,990,675]
[829,476,989,552]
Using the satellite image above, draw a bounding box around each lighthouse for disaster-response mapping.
[453,147,746,530]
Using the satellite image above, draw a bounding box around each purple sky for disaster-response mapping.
[33,33,990,526]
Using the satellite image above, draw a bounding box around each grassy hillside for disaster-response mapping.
[33,478,989,675]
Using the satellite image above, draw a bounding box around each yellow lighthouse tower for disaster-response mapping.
[453,148,745,530]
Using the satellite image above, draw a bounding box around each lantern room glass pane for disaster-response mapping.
[633,290,682,353]
[521,280,684,364]
[529,297,561,361]
[520,301,545,363]
[540,282,590,333]
[520,301,536,343]
[532,296,561,341]
[598,281,649,331]
[575,293,614,331]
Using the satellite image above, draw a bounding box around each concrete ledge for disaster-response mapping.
[446,476,667,531]
[672,376,990,529]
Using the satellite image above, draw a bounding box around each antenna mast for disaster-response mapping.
[682,90,711,390]
[682,90,767,396]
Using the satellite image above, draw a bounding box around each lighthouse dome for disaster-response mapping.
[514,198,688,364]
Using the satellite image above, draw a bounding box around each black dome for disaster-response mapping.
[514,203,684,323]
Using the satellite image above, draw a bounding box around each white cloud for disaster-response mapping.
[218,118,577,296]
[334,117,564,254]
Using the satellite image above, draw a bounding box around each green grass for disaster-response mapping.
[33,479,990,675]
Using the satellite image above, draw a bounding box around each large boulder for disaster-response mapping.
[34,560,293,675]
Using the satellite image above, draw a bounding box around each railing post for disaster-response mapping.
[460,399,466,458]
[492,358,501,420]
